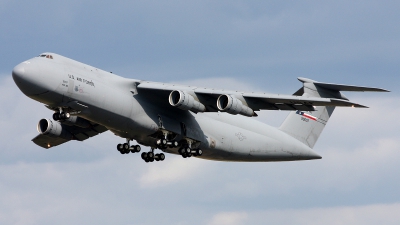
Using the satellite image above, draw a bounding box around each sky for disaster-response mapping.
[1,1,400,224]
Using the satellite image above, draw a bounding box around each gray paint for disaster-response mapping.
[12,53,388,162]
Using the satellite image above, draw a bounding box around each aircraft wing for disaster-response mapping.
[137,81,366,114]
[32,123,108,149]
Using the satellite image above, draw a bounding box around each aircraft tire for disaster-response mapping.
[123,143,129,150]
[172,141,179,147]
[53,113,59,121]
[160,153,165,161]
[141,152,147,159]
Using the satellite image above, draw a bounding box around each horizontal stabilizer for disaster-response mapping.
[298,77,390,92]
[330,99,368,108]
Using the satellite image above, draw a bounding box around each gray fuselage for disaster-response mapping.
[12,53,321,162]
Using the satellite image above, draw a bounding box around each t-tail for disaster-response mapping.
[279,77,389,149]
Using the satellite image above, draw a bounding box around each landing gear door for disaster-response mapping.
[157,114,181,135]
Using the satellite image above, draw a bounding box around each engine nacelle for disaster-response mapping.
[61,116,91,128]
[169,90,206,113]
[217,95,254,117]
[37,119,73,140]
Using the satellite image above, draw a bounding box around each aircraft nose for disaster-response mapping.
[12,63,25,81]
[12,62,47,96]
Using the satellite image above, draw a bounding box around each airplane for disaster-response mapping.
[12,53,389,163]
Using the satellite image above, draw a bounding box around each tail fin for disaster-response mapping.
[279,77,389,149]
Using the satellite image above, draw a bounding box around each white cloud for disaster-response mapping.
[208,212,248,225]
[212,203,400,225]
[139,156,212,188]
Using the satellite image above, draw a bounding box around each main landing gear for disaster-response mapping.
[141,147,165,163]
[117,139,141,154]
[155,133,179,150]
[178,146,203,158]
[178,139,203,158]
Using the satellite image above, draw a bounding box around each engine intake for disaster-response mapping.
[37,119,73,140]
[169,90,206,113]
[217,95,254,117]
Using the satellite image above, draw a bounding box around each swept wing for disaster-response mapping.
[32,122,108,149]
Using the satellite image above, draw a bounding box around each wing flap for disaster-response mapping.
[32,134,69,149]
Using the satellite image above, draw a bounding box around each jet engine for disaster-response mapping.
[169,90,206,112]
[217,95,255,117]
[37,119,73,140]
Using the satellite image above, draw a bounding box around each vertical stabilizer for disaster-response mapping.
[279,77,388,149]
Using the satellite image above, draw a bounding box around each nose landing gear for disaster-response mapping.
[53,107,71,121]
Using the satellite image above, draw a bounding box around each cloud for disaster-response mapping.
[210,203,400,225]
[208,211,248,225]
[139,156,212,188]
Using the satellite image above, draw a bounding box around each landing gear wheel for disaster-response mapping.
[171,141,179,147]
[196,149,203,156]
[53,113,60,121]
[159,153,165,161]
[117,144,123,151]
[123,143,129,150]
[141,152,148,160]
[130,146,136,153]
[147,152,154,159]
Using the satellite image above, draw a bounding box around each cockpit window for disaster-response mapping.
[38,54,53,59]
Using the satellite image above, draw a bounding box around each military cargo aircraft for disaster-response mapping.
[12,53,389,163]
